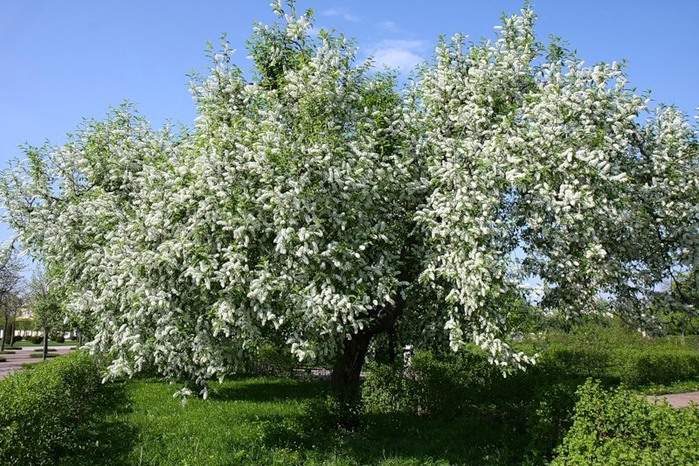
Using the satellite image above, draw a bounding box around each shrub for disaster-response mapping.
[553,379,699,464]
[363,349,502,417]
[362,362,410,414]
[0,350,102,465]
[362,335,699,461]
[612,348,699,387]
[29,335,43,344]
[255,343,297,376]
[55,335,65,343]
[362,344,611,460]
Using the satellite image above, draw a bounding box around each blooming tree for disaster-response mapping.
[0,251,24,351]
[1,2,696,401]
[27,266,67,359]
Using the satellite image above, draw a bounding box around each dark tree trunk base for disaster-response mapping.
[331,332,373,405]
[43,328,49,361]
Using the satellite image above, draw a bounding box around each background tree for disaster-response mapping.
[0,2,696,403]
[0,251,24,350]
[27,267,66,360]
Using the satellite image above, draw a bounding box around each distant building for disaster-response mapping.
[15,306,33,322]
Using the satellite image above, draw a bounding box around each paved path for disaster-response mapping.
[648,391,699,408]
[0,346,75,380]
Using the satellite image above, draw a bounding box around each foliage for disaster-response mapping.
[28,335,43,344]
[553,380,699,465]
[363,349,499,417]
[0,252,24,347]
[0,351,103,465]
[649,271,699,335]
[0,1,697,395]
[253,341,299,376]
[612,347,699,387]
[363,328,699,460]
[27,266,67,336]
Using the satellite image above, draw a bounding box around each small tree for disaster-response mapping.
[28,267,65,360]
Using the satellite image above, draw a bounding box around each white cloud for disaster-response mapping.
[376,20,400,33]
[320,8,360,22]
[369,39,426,71]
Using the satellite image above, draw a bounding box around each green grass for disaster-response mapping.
[637,380,699,396]
[29,353,60,359]
[0,351,15,355]
[33,348,58,352]
[11,340,77,347]
[44,327,699,464]
[65,377,524,465]
[0,358,5,363]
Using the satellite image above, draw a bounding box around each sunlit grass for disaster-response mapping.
[66,377,523,465]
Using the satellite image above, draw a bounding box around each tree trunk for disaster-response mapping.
[329,291,408,405]
[331,331,374,405]
[387,328,398,364]
[329,242,418,409]
[9,322,15,347]
[43,327,49,361]
[1,314,7,352]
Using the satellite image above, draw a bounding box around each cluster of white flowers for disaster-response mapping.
[0,5,696,387]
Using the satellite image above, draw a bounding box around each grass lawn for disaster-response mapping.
[637,380,699,396]
[11,340,78,347]
[29,353,60,359]
[67,377,525,466]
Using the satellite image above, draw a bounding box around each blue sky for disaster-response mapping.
[1,1,698,248]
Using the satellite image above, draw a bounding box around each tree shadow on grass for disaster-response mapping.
[256,404,527,465]
[211,377,330,403]
[60,381,139,466]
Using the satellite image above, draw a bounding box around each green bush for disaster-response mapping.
[363,349,499,418]
[255,342,297,376]
[0,350,102,465]
[28,335,43,344]
[362,362,411,414]
[613,348,699,387]
[553,379,699,465]
[56,335,65,343]
[362,331,699,461]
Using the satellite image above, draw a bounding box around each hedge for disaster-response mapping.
[553,379,699,465]
[362,335,699,460]
[0,350,102,465]
[612,348,699,387]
